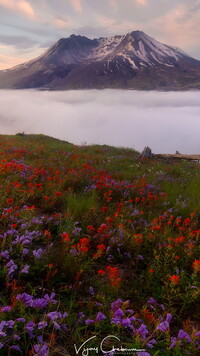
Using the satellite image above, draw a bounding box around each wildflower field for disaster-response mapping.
[0,134,199,356]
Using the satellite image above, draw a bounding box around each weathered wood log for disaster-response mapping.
[155,154,200,161]
[139,146,154,158]
[139,147,200,162]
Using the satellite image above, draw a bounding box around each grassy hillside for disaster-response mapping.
[0,134,199,355]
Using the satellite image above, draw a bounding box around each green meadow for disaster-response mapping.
[0,134,199,355]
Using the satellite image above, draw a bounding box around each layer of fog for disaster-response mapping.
[0,89,200,154]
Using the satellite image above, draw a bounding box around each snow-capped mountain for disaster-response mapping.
[0,31,200,90]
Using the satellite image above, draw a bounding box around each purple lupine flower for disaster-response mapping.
[61,324,68,331]
[130,315,137,322]
[16,318,25,322]
[126,309,134,314]
[178,329,192,342]
[22,248,29,256]
[58,312,68,319]
[33,248,43,259]
[31,217,43,224]
[0,306,11,312]
[69,248,79,256]
[157,313,172,332]
[13,234,33,245]
[0,250,10,259]
[147,297,157,304]
[32,298,48,309]
[77,312,85,322]
[124,252,131,259]
[47,311,58,321]
[38,322,48,330]
[89,286,95,296]
[111,317,121,325]
[114,308,124,318]
[149,304,156,311]
[194,331,200,337]
[72,227,82,236]
[7,229,17,235]
[6,320,14,328]
[136,324,149,338]
[37,335,43,343]
[166,313,173,323]
[157,321,170,332]
[121,318,132,327]
[0,232,6,239]
[21,265,30,274]
[13,334,21,340]
[107,254,114,262]
[6,260,17,276]
[44,293,57,305]
[0,343,4,349]
[85,319,95,325]
[25,321,35,332]
[16,293,33,306]
[170,330,192,349]
[111,299,123,311]
[169,337,177,349]
[53,321,61,330]
[33,343,49,356]
[147,339,157,348]
[11,345,21,352]
[0,321,7,337]
[131,209,140,216]
[96,312,106,322]
[137,254,144,260]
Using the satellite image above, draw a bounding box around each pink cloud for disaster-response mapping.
[18,0,35,19]
[0,53,26,70]
[70,0,82,13]
[0,0,36,19]
[149,4,200,50]
[98,16,139,35]
[53,17,70,29]
[136,0,148,6]
[110,0,118,11]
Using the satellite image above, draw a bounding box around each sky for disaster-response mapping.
[1,89,200,154]
[0,0,200,69]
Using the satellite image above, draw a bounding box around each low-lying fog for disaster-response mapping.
[0,89,200,154]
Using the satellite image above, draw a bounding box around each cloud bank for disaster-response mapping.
[0,89,200,154]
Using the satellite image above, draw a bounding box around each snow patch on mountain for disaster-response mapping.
[90,35,124,61]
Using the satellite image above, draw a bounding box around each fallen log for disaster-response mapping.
[155,154,200,161]
[139,147,200,162]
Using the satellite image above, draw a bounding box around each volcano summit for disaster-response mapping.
[0,31,200,90]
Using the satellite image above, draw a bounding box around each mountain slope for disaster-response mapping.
[0,31,200,90]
